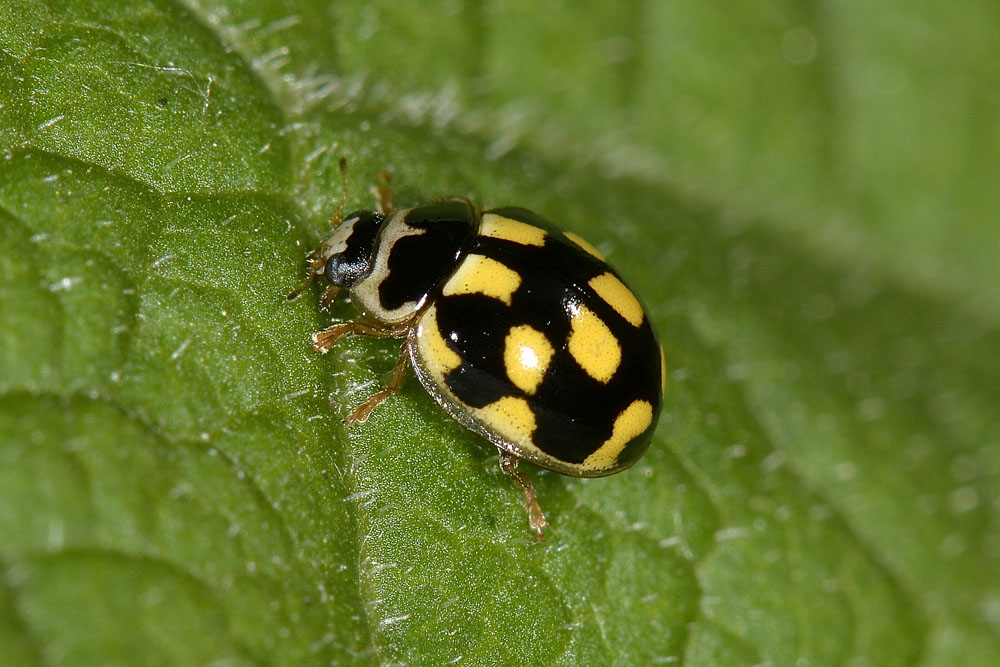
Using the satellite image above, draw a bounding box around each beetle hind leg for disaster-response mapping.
[499,451,547,541]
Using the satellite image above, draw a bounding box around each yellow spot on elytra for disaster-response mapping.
[588,272,644,327]
[503,325,555,395]
[478,396,536,445]
[480,214,547,247]
[415,305,461,377]
[659,344,667,395]
[567,303,621,384]
[564,231,605,261]
[583,400,653,470]
[442,254,521,305]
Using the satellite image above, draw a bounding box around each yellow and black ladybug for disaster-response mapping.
[292,161,665,539]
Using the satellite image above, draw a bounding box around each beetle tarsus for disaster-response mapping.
[312,323,353,353]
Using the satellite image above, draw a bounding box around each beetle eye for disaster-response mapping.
[321,210,383,287]
[323,253,364,287]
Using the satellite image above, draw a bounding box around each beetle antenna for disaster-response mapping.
[331,157,349,228]
[291,158,348,300]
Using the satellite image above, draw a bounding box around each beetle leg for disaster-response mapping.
[287,254,326,301]
[372,171,393,214]
[345,345,410,425]
[312,317,409,353]
[317,284,341,312]
[499,451,547,541]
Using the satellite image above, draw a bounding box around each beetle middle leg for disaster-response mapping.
[499,451,547,541]
[312,315,416,424]
[345,345,410,425]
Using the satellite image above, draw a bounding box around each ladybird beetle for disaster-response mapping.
[291,160,664,539]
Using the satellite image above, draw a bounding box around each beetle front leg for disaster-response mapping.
[312,317,410,353]
[371,171,393,214]
[287,254,326,302]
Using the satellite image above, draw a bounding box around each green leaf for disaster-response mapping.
[2,1,998,665]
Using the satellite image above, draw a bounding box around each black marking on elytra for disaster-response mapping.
[324,210,383,288]
[435,293,515,408]
[615,407,658,469]
[529,310,661,464]
[433,211,662,466]
[406,200,475,228]
[377,205,476,311]
[479,208,651,332]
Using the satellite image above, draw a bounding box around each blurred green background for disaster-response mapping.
[1,1,998,665]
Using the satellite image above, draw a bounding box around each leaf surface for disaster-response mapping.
[1,1,998,665]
